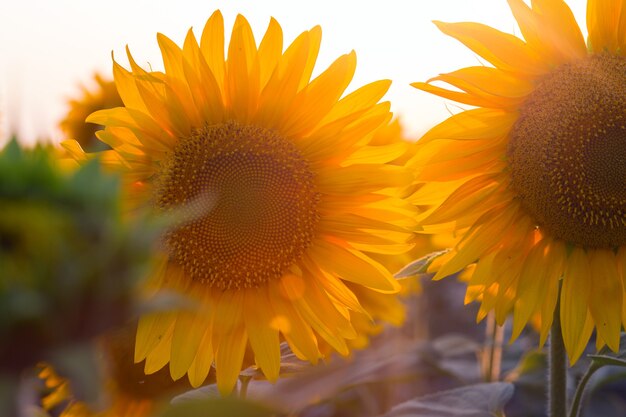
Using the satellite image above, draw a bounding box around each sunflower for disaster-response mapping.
[63,11,415,394]
[411,0,626,363]
[60,73,123,152]
[38,324,195,417]
[365,118,458,284]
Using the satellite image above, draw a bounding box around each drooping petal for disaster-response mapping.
[243,289,281,382]
[560,248,593,362]
[588,249,623,351]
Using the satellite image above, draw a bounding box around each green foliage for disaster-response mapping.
[395,249,450,278]
[0,139,157,374]
[588,355,626,368]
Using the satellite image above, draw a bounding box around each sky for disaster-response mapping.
[0,0,587,144]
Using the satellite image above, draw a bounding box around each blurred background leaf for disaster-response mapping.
[159,397,280,417]
[377,382,513,417]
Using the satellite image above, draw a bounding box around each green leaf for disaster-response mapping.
[588,354,626,368]
[589,333,626,367]
[395,249,451,278]
[378,382,514,417]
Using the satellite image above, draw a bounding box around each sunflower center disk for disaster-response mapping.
[156,121,320,289]
[508,54,626,248]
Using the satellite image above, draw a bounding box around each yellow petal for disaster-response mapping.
[182,29,225,125]
[433,205,517,280]
[200,10,226,93]
[226,14,259,121]
[512,238,565,340]
[213,291,247,395]
[319,79,391,128]
[268,281,320,363]
[532,0,586,56]
[411,81,501,108]
[302,103,391,162]
[423,175,500,225]
[157,34,203,128]
[144,323,173,374]
[560,247,592,361]
[301,257,368,316]
[508,0,548,54]
[257,17,283,89]
[416,108,516,145]
[215,325,247,395]
[135,311,176,362]
[510,0,586,61]
[170,308,211,380]
[281,52,357,137]
[310,239,399,292]
[433,20,545,75]
[297,26,322,91]
[244,289,281,382]
[344,142,408,165]
[539,274,560,347]
[187,319,214,388]
[570,311,595,365]
[134,80,187,138]
[112,55,147,113]
[587,0,626,52]
[280,275,352,355]
[157,32,186,81]
[317,164,412,195]
[438,65,533,99]
[511,240,550,339]
[588,249,622,351]
[620,247,626,328]
[254,30,311,129]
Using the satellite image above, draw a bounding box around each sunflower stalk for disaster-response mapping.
[481,311,504,382]
[549,283,567,417]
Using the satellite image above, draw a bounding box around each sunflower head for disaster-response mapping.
[60,73,123,152]
[412,0,626,363]
[63,10,416,394]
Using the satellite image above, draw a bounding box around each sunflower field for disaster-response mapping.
[1,1,625,416]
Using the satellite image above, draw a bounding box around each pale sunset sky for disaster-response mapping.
[0,0,587,145]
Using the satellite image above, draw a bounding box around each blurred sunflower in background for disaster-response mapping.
[60,73,123,152]
[411,0,626,363]
[38,324,193,417]
[63,10,416,394]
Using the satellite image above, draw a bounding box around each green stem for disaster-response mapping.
[568,362,601,417]
[549,283,567,417]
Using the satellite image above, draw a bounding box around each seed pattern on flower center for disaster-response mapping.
[508,54,626,248]
[156,120,320,289]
